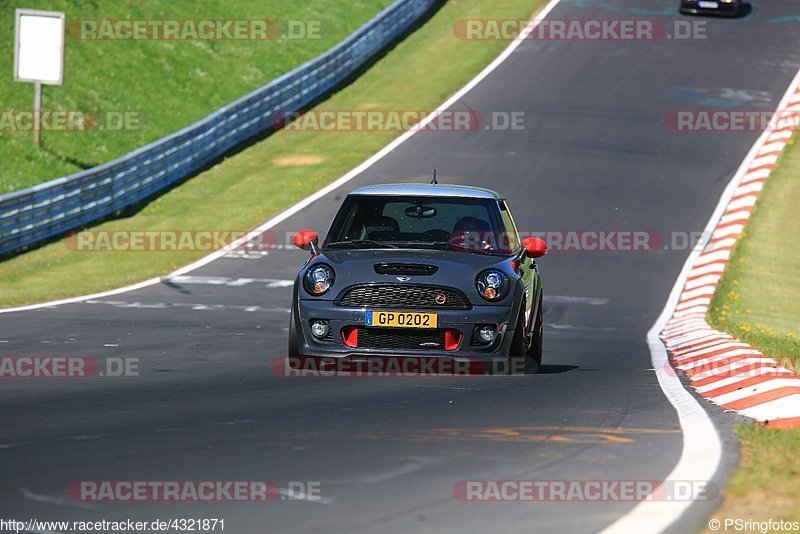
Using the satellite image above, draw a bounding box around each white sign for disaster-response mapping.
[14,9,66,85]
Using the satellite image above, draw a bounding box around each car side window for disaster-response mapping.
[499,201,521,250]
[336,201,362,240]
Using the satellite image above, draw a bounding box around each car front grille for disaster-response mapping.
[356,327,446,350]
[336,284,470,309]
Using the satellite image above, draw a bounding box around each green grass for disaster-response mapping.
[701,425,800,532]
[707,135,800,370]
[0,0,393,194]
[0,0,547,307]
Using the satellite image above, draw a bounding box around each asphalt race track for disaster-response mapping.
[2,0,800,532]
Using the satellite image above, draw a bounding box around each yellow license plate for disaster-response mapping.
[365,310,438,329]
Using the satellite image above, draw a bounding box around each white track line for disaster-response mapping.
[601,220,723,534]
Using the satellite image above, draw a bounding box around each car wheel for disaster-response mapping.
[526,293,543,373]
[506,305,529,375]
[288,307,299,357]
[506,296,543,375]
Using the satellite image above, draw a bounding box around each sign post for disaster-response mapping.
[13,9,66,147]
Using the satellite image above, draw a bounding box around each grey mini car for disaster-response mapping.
[288,184,547,374]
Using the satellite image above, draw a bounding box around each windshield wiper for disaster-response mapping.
[393,241,502,255]
[326,240,398,249]
[405,241,454,249]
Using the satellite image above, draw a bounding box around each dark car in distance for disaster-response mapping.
[288,183,548,374]
[680,0,742,17]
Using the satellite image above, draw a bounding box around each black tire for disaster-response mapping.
[527,293,543,373]
[287,307,299,357]
[506,305,528,375]
[506,295,543,375]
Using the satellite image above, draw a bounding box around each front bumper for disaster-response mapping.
[294,298,518,360]
[680,0,740,16]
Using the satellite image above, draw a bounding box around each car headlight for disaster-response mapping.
[303,264,335,296]
[476,269,509,302]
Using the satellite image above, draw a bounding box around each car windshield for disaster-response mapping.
[324,195,514,254]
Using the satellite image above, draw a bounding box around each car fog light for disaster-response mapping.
[475,325,497,344]
[311,320,330,339]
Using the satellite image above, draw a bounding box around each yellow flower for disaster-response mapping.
[789,333,796,339]
[740,323,751,332]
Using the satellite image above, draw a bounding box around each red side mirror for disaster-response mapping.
[293,230,319,252]
[522,237,548,258]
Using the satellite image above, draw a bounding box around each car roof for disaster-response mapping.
[348,183,504,200]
